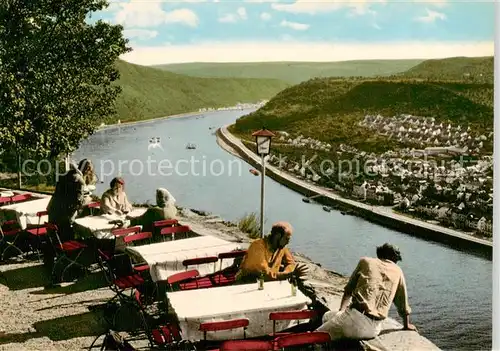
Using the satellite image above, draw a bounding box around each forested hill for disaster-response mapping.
[399,56,493,83]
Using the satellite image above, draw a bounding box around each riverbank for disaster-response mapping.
[96,105,259,132]
[217,125,493,259]
[0,196,440,350]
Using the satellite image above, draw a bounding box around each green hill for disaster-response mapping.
[400,56,494,83]
[153,60,424,84]
[231,77,493,153]
[112,60,290,122]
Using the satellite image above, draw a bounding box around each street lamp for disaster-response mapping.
[252,127,275,238]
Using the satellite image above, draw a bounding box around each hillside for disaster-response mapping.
[154,60,424,84]
[400,56,494,83]
[112,60,290,122]
[231,77,494,153]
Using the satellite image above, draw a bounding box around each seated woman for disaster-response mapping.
[100,177,133,216]
[128,188,177,233]
[235,221,306,284]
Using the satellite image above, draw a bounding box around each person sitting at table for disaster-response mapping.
[47,158,95,242]
[235,221,307,284]
[128,187,177,233]
[100,177,133,216]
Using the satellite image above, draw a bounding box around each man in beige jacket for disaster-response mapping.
[316,243,417,340]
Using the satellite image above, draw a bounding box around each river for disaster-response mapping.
[73,109,492,351]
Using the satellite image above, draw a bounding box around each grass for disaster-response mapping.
[112,60,290,123]
[237,212,261,239]
[154,60,425,84]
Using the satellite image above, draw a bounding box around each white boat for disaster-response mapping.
[186,143,196,149]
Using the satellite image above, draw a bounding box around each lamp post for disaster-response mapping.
[252,128,275,238]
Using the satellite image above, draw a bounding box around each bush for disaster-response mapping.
[238,212,261,239]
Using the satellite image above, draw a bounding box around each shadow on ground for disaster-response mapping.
[30,271,108,297]
[0,264,49,290]
[0,311,107,345]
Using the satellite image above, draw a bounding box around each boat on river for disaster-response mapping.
[249,168,259,176]
[186,143,196,149]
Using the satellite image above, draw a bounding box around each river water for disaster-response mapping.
[74,109,492,351]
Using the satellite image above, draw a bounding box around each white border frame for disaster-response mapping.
[493,1,499,350]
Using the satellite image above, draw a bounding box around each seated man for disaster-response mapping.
[128,188,177,233]
[316,243,417,341]
[101,177,133,216]
[235,221,304,283]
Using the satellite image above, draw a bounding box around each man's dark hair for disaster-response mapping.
[110,177,125,188]
[270,225,286,238]
[376,243,402,263]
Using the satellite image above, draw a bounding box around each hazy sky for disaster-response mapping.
[95,0,495,65]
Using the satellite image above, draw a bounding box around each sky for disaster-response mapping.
[92,0,496,65]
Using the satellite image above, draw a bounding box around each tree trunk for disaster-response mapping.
[17,152,22,189]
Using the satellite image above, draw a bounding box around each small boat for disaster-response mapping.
[249,169,259,176]
[186,143,196,150]
[322,206,331,212]
[302,198,311,203]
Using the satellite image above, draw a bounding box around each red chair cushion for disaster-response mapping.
[133,264,150,272]
[26,227,48,236]
[180,276,213,290]
[1,229,21,236]
[114,274,145,289]
[152,324,182,345]
[58,241,87,252]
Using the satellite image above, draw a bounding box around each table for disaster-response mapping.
[126,236,244,282]
[73,207,147,239]
[0,197,51,229]
[168,281,312,341]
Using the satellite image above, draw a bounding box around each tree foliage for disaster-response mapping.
[0,0,130,159]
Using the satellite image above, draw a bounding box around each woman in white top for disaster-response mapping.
[100,177,133,216]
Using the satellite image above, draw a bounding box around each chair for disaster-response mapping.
[153,219,178,233]
[45,222,88,282]
[87,201,101,215]
[10,193,32,203]
[123,231,153,274]
[275,332,331,349]
[123,231,153,245]
[25,210,49,261]
[199,318,249,341]
[160,225,190,241]
[212,250,247,286]
[182,256,218,289]
[97,250,145,307]
[111,225,142,237]
[183,256,219,271]
[269,310,318,337]
[219,340,274,351]
[165,269,200,291]
[0,219,24,260]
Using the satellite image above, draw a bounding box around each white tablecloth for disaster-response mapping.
[73,208,147,239]
[169,281,312,340]
[0,197,51,229]
[126,236,244,282]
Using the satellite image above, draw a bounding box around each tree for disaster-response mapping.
[0,0,130,186]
